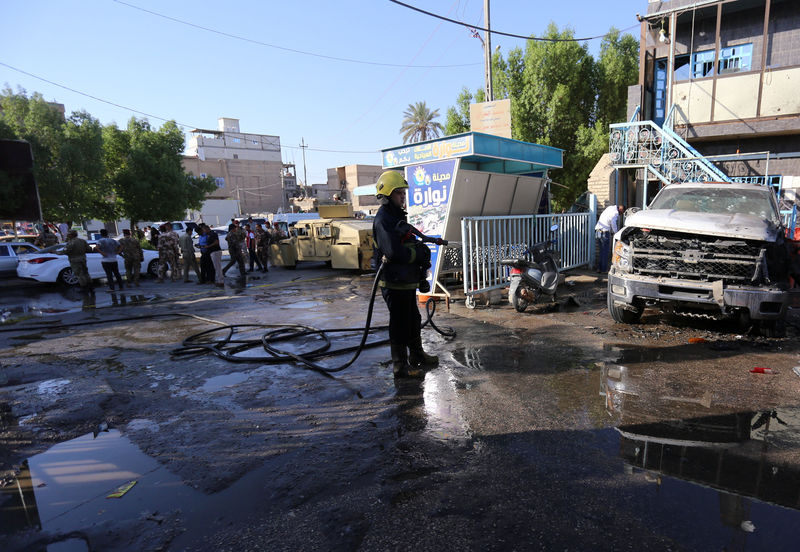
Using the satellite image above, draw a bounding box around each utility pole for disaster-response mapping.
[484,0,493,102]
[299,138,309,194]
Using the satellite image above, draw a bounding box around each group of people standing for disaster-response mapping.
[61,227,144,292]
[58,219,280,292]
[152,222,227,287]
[220,219,277,278]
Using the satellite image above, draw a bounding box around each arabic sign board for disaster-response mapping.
[470,99,511,139]
[405,160,456,291]
[383,135,473,169]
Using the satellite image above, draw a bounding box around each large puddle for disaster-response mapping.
[3,342,800,549]
[1,290,162,324]
[611,408,800,547]
[0,429,198,548]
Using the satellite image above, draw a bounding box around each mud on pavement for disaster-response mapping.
[1,270,800,550]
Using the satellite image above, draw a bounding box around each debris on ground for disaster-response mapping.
[107,480,137,499]
[750,367,774,375]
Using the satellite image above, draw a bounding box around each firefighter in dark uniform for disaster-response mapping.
[372,171,439,379]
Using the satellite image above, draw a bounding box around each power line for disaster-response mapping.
[342,0,463,134]
[388,0,639,42]
[0,61,189,126]
[283,145,377,154]
[0,61,379,155]
[111,0,480,69]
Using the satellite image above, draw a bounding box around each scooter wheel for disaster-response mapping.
[510,280,530,312]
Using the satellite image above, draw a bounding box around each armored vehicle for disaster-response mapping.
[270,204,374,270]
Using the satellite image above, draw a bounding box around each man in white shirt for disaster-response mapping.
[595,204,625,273]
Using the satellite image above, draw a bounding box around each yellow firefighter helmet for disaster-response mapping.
[375,171,408,199]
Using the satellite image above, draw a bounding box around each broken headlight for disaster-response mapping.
[612,239,632,271]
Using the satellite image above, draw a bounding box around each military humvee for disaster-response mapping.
[270,204,374,270]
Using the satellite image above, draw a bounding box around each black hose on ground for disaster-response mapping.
[170,261,456,375]
[1,264,456,375]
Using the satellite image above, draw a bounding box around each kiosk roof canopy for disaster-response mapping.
[381,132,563,175]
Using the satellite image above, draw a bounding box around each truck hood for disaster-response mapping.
[625,209,779,242]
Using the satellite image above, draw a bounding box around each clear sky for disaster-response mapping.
[1,0,645,187]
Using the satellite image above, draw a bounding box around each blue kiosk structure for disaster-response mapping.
[376,132,564,299]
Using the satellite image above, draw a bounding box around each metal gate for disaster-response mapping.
[460,213,594,298]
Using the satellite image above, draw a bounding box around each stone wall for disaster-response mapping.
[587,153,615,209]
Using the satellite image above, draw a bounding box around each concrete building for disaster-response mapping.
[601,0,800,214]
[182,118,294,215]
[326,164,383,214]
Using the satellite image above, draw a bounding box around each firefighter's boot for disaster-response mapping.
[409,338,439,367]
[391,343,422,378]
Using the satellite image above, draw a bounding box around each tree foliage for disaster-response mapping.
[400,101,444,144]
[0,87,112,222]
[444,87,484,136]
[0,88,216,226]
[596,29,640,126]
[446,25,638,209]
[104,118,216,229]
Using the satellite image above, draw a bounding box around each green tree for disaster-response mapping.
[400,101,444,144]
[104,118,216,230]
[444,87,484,135]
[0,88,112,222]
[596,29,640,126]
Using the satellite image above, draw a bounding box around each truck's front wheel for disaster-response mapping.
[607,293,643,324]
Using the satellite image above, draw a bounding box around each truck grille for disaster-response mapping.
[630,234,763,282]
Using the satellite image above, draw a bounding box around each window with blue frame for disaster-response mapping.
[653,59,668,125]
[718,44,753,74]
[692,50,715,78]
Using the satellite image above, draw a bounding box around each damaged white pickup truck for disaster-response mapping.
[607,182,791,335]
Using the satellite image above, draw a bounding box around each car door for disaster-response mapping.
[85,245,106,278]
[0,244,14,274]
[297,224,315,259]
[315,224,332,259]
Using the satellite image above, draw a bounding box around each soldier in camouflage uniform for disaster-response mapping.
[157,223,181,282]
[222,223,247,278]
[34,226,58,248]
[119,228,143,286]
[254,223,270,273]
[61,230,93,291]
[179,227,200,283]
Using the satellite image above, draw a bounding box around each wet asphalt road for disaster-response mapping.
[1,268,800,551]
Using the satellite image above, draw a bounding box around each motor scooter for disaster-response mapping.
[500,224,560,312]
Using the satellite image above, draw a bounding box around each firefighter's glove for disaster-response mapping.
[418,278,431,294]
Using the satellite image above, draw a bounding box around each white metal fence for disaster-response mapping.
[460,213,594,297]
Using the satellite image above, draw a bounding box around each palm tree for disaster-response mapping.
[400,101,444,144]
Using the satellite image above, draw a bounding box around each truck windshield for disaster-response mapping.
[650,187,779,224]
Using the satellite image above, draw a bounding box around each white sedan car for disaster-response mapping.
[16,241,161,285]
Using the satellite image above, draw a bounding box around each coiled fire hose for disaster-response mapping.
[170,258,456,375]
[0,234,456,376]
